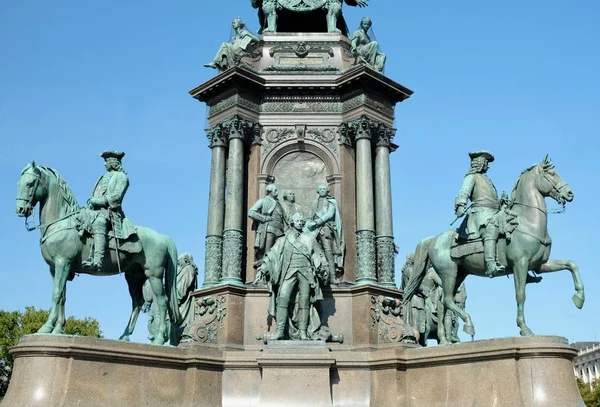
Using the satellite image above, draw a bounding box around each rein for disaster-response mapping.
[25,209,79,232]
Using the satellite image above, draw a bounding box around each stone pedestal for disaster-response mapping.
[3,335,585,407]
[257,341,334,407]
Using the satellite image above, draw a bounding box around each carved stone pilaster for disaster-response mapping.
[203,236,223,288]
[252,123,263,146]
[337,123,353,147]
[180,295,227,344]
[220,229,244,285]
[376,236,396,287]
[370,295,418,344]
[356,229,376,284]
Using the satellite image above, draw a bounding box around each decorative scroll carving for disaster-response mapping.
[261,96,341,114]
[263,64,338,72]
[370,295,418,344]
[269,43,335,58]
[208,95,260,118]
[262,126,340,159]
[181,295,227,344]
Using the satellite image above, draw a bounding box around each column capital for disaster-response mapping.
[222,115,260,144]
[339,116,395,145]
[206,123,227,149]
[375,126,397,148]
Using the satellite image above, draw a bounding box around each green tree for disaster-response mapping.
[577,378,600,407]
[0,306,102,398]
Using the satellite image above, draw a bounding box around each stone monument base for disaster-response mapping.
[2,334,584,407]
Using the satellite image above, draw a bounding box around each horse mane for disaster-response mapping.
[38,165,81,211]
[510,164,538,200]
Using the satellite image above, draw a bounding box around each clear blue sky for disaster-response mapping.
[1,1,598,345]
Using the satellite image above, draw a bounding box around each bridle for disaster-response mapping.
[17,170,47,231]
[511,165,567,215]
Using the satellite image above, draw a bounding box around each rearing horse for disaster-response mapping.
[403,155,584,344]
[15,162,181,345]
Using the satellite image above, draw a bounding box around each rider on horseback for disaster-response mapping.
[454,151,505,278]
[81,151,130,270]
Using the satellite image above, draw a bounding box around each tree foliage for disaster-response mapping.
[577,378,600,407]
[0,306,102,398]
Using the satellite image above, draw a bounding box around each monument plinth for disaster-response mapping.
[6,2,586,406]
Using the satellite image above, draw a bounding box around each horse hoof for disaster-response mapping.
[572,292,585,309]
[51,328,64,335]
[37,324,54,334]
[152,338,166,346]
[520,328,534,337]
[463,324,475,337]
[119,335,130,342]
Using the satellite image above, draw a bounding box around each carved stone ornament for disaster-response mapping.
[181,295,227,344]
[221,115,260,144]
[356,229,376,281]
[222,229,244,280]
[376,236,395,285]
[370,295,418,344]
[203,235,223,286]
[206,124,227,149]
[268,42,335,58]
[208,95,260,119]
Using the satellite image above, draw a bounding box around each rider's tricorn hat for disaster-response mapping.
[468,150,495,162]
[100,151,125,161]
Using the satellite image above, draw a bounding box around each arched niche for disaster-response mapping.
[260,139,342,210]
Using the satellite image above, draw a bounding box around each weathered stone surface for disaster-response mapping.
[4,334,584,407]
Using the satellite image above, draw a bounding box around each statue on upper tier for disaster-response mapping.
[251,0,369,35]
[204,18,260,72]
[351,17,386,72]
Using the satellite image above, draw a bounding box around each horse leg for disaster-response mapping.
[441,272,474,338]
[52,289,67,334]
[538,259,585,309]
[513,261,533,336]
[147,272,168,345]
[119,269,145,341]
[39,259,70,334]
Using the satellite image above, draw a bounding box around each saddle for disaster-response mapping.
[75,208,142,254]
[450,207,518,260]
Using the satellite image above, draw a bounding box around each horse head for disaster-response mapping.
[535,154,574,205]
[15,161,46,218]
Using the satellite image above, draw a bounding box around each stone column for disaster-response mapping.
[203,124,226,288]
[220,117,249,286]
[374,126,397,288]
[352,117,377,285]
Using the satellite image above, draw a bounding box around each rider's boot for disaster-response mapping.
[298,296,310,340]
[82,233,106,270]
[271,297,289,341]
[484,238,505,278]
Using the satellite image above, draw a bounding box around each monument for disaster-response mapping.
[4,2,587,407]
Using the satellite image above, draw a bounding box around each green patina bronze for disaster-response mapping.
[306,183,344,285]
[15,156,181,346]
[256,213,332,341]
[401,252,463,347]
[204,18,260,72]
[403,154,584,344]
[251,0,369,34]
[351,17,386,72]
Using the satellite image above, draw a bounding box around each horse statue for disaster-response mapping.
[403,155,584,344]
[15,162,181,345]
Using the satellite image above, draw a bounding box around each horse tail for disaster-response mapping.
[403,236,435,304]
[165,238,181,326]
